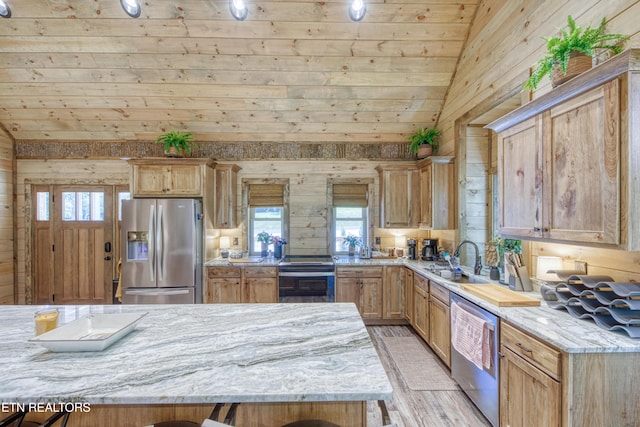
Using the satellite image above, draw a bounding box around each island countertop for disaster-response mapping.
[0,303,392,405]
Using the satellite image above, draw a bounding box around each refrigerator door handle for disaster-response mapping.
[125,289,191,296]
[158,204,164,281]
[149,205,155,282]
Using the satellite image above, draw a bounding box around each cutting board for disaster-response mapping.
[460,284,540,307]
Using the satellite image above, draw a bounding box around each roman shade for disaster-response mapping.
[333,184,368,207]
[249,184,284,207]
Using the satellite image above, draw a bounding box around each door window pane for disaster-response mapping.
[36,192,50,221]
[62,191,105,221]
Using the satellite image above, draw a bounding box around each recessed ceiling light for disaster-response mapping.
[348,0,366,22]
[0,0,11,18]
[229,0,248,21]
[120,0,141,18]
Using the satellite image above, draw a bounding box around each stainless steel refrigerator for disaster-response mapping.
[121,198,202,304]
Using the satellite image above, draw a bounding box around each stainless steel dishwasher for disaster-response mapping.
[450,292,500,427]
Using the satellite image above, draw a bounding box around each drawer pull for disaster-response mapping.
[516,342,533,353]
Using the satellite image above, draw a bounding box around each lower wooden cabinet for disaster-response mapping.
[383,266,405,319]
[205,266,277,303]
[412,274,429,342]
[205,267,242,303]
[404,267,414,324]
[336,267,383,319]
[429,281,451,368]
[500,322,561,427]
[243,266,278,303]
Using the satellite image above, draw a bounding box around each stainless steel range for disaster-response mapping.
[277,255,336,302]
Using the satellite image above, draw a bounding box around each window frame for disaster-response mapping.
[333,206,368,255]
[248,206,284,256]
[242,179,290,257]
[328,179,373,255]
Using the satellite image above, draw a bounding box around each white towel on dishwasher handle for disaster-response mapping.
[451,302,491,370]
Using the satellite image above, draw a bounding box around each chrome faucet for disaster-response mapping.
[453,240,483,275]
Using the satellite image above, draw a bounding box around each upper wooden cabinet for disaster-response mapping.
[129,158,240,229]
[417,156,455,230]
[487,49,640,250]
[129,158,215,197]
[376,164,419,228]
[213,164,241,228]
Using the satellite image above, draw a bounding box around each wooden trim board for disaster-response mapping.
[460,284,540,307]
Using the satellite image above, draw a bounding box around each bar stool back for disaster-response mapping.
[147,403,238,427]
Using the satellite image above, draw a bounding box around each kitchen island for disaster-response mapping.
[0,303,392,427]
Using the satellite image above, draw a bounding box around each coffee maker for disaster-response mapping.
[421,238,438,261]
[407,239,417,260]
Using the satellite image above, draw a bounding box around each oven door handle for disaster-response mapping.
[278,272,335,277]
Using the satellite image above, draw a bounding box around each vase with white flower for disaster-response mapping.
[257,231,272,257]
[342,234,362,257]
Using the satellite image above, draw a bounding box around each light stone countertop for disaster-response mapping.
[203,255,640,352]
[331,256,640,352]
[400,258,640,353]
[0,303,392,405]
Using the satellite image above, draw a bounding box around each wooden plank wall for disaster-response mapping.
[0,129,14,304]
[440,0,640,281]
[459,125,490,265]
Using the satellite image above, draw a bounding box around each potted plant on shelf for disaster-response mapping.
[523,15,629,90]
[257,231,272,258]
[156,129,194,158]
[342,234,362,257]
[408,127,441,159]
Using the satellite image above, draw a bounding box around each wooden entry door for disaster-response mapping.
[50,185,114,304]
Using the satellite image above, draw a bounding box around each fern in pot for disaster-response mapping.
[408,127,441,159]
[524,15,629,90]
[156,130,194,158]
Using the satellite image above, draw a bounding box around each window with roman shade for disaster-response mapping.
[332,184,368,207]
[248,184,285,255]
[331,183,369,254]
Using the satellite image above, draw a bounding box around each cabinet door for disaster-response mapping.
[413,284,429,342]
[336,277,361,309]
[419,162,433,227]
[429,296,451,367]
[204,278,241,303]
[378,168,418,228]
[383,266,404,319]
[360,277,383,319]
[132,165,168,196]
[165,164,203,196]
[497,116,543,238]
[544,80,620,245]
[404,268,414,323]
[500,346,561,427]
[213,164,240,228]
[244,277,277,303]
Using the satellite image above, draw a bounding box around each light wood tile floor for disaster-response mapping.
[366,325,492,427]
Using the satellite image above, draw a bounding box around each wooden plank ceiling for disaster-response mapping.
[0,0,477,147]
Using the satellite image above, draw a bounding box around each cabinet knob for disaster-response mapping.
[533,227,541,232]
[498,352,505,359]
